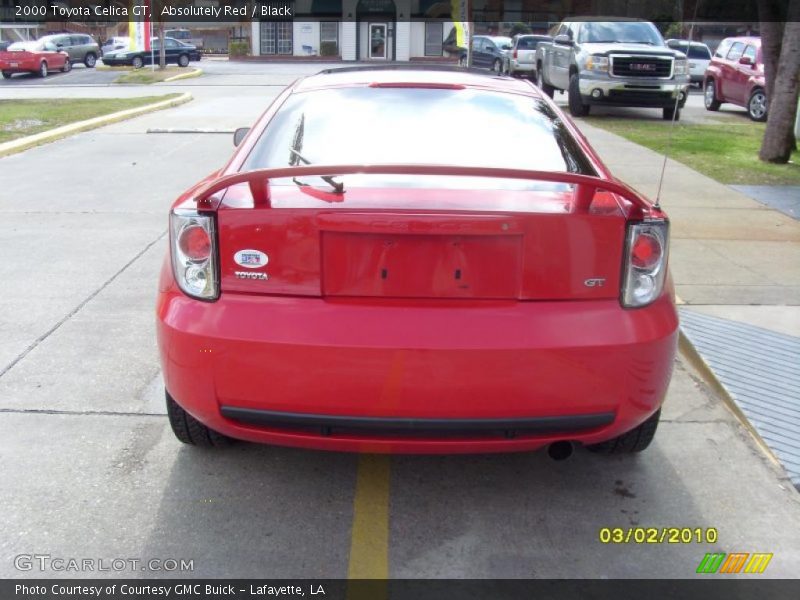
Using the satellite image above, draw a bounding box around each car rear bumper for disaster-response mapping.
[157,281,678,454]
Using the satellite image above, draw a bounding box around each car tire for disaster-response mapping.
[704,79,721,111]
[1,70,12,79]
[492,58,502,74]
[747,88,768,122]
[662,105,680,121]
[38,61,47,78]
[178,54,190,68]
[132,56,144,69]
[568,73,589,117]
[61,59,71,73]
[458,55,467,67]
[536,68,554,98]
[587,409,661,454]
[84,52,97,68]
[166,391,231,447]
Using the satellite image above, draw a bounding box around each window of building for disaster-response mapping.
[320,22,338,55]
[261,22,292,55]
[424,22,443,56]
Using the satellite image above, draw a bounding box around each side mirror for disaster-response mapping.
[738,56,754,67]
[233,127,250,147]
[554,34,573,46]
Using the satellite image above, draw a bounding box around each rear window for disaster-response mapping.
[516,37,545,50]
[243,86,595,184]
[8,41,40,51]
[670,43,711,59]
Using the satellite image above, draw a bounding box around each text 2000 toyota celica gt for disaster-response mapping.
[156,67,678,456]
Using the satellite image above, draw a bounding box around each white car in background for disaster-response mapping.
[666,39,712,86]
[101,36,129,56]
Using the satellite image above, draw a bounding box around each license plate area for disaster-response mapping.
[322,232,523,299]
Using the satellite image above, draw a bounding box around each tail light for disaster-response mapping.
[622,221,669,308]
[170,209,218,300]
[513,49,518,59]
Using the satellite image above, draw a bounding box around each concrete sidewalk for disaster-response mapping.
[578,121,800,488]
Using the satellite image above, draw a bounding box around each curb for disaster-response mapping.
[678,329,782,468]
[163,68,203,82]
[0,92,193,159]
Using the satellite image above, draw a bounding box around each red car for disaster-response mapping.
[0,39,71,79]
[703,36,767,121]
[157,67,678,456]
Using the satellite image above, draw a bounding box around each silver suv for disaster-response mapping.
[42,33,99,68]
[536,20,690,120]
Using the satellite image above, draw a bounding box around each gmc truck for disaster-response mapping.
[535,19,690,120]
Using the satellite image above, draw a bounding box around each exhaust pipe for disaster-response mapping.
[547,441,574,461]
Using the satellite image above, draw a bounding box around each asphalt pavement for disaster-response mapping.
[1,60,799,579]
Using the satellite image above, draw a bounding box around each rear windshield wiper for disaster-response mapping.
[289,148,345,194]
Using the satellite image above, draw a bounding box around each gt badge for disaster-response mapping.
[234,249,269,269]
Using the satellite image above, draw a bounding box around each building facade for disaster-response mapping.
[250,0,458,61]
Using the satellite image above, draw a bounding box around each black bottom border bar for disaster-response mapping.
[4,579,799,600]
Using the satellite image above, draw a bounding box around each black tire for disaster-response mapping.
[747,88,767,122]
[536,66,554,98]
[84,52,96,68]
[166,391,231,447]
[1,70,11,79]
[458,54,466,67]
[662,105,680,121]
[704,79,721,111]
[568,73,589,117]
[587,409,661,454]
[131,56,144,69]
[177,54,190,68]
[38,61,47,78]
[61,59,71,73]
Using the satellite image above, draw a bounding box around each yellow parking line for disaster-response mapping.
[347,454,391,581]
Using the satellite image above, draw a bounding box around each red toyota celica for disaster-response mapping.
[157,67,678,456]
[0,39,70,79]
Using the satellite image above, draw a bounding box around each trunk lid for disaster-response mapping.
[215,182,628,301]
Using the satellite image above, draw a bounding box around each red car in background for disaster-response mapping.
[157,67,678,456]
[703,36,767,121]
[0,39,70,79]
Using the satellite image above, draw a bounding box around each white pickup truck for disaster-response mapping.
[535,19,690,120]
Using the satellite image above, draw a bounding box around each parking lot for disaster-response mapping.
[1,60,799,579]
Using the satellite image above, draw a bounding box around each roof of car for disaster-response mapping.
[666,39,710,46]
[723,36,761,45]
[295,67,540,96]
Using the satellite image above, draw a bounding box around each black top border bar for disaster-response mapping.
[3,0,791,24]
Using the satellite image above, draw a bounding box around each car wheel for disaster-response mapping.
[587,409,661,454]
[747,88,767,122]
[458,54,467,67]
[178,54,190,68]
[536,68,554,98]
[61,59,71,73]
[662,105,680,121]
[492,58,502,74]
[166,391,231,447]
[84,52,97,68]
[132,56,144,69]
[568,73,589,117]
[704,80,721,111]
[38,61,47,78]
[1,70,12,79]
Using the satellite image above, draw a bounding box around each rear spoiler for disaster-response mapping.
[191,165,657,217]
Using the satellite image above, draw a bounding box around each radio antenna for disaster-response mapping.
[654,1,701,210]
